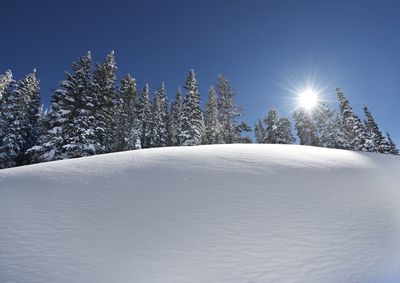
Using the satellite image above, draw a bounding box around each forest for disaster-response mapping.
[0,51,398,169]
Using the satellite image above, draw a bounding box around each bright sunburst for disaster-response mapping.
[298,89,319,111]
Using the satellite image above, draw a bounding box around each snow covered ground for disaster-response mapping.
[0,144,400,283]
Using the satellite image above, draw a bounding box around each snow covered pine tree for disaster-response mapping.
[114,74,140,151]
[0,70,40,168]
[137,84,152,148]
[204,85,220,144]
[293,109,320,146]
[150,82,169,147]
[168,87,183,146]
[29,52,97,162]
[179,69,204,146]
[336,88,367,151]
[363,105,391,153]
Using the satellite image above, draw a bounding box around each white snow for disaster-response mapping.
[0,144,400,283]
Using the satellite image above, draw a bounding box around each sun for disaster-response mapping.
[298,89,319,111]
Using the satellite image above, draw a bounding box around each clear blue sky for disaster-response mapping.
[1,0,399,142]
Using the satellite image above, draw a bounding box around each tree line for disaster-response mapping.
[255,88,399,154]
[0,51,252,169]
[0,51,398,169]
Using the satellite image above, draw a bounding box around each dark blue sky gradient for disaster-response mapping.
[1,0,399,141]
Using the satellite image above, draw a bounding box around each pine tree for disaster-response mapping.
[0,70,13,142]
[0,70,12,100]
[331,112,348,150]
[363,106,390,153]
[256,109,294,144]
[63,51,97,158]
[27,97,64,162]
[254,119,265,143]
[29,52,97,161]
[169,87,183,146]
[24,70,41,155]
[276,117,295,144]
[0,70,41,168]
[217,74,241,143]
[150,82,169,147]
[293,109,320,146]
[114,74,139,151]
[336,88,366,151]
[93,50,117,153]
[180,69,204,146]
[137,84,152,148]
[386,132,399,155]
[234,122,253,143]
[264,109,280,143]
[313,103,341,148]
[204,85,220,144]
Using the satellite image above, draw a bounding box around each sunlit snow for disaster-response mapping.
[1,144,400,283]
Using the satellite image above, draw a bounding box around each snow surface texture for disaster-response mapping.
[1,144,400,283]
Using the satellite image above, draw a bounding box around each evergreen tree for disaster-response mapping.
[276,117,295,144]
[0,70,12,100]
[363,106,390,153]
[293,109,320,146]
[93,50,117,153]
[0,70,13,142]
[233,122,253,143]
[264,109,280,143]
[256,109,294,144]
[180,69,204,146]
[204,85,220,144]
[254,118,265,143]
[24,70,41,154]
[150,82,169,147]
[169,87,183,146]
[386,132,399,155]
[137,84,152,148]
[217,74,241,143]
[0,70,40,168]
[336,88,366,151]
[114,74,139,151]
[0,79,25,168]
[29,52,97,161]
[313,103,341,148]
[331,112,348,150]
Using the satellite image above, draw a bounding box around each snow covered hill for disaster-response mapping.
[1,144,400,283]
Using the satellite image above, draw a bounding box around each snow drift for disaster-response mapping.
[0,144,400,283]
